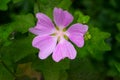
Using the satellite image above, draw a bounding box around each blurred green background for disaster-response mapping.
[0,0,120,80]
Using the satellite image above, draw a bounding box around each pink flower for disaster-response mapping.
[29,8,88,62]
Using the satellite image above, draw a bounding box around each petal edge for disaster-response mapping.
[52,39,76,62]
[53,8,73,28]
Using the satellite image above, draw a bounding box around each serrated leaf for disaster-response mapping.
[74,11,90,24]
[77,15,90,24]
[77,26,111,60]
[0,0,10,10]
[88,27,111,51]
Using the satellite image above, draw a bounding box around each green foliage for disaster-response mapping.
[117,23,120,31]
[0,24,13,46]
[10,14,35,33]
[0,0,10,10]
[116,23,120,42]
[0,35,37,62]
[58,0,72,10]
[68,59,106,80]
[0,0,120,80]
[32,58,69,80]
[0,62,14,80]
[77,26,111,60]
[73,10,111,60]
[108,59,120,76]
[74,11,90,24]
[12,0,22,3]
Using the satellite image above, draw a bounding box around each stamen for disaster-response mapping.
[55,26,59,30]
[51,27,68,42]
[64,35,68,40]
[51,33,57,36]
[63,28,66,32]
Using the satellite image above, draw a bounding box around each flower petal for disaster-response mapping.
[29,13,55,36]
[53,7,73,28]
[29,28,41,35]
[36,13,55,29]
[29,27,55,36]
[52,39,76,62]
[32,35,57,59]
[66,23,88,47]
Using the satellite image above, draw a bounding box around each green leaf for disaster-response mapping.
[34,0,72,18]
[68,58,105,80]
[114,62,120,72]
[12,0,23,3]
[0,62,14,80]
[0,14,35,47]
[0,24,13,41]
[77,26,111,60]
[88,27,111,51]
[108,59,120,76]
[58,0,72,10]
[0,34,37,62]
[116,23,120,42]
[0,24,13,46]
[0,31,37,79]
[107,67,118,77]
[116,34,120,43]
[11,14,35,33]
[34,2,40,14]
[32,57,70,80]
[74,11,90,24]
[0,0,10,10]
[35,0,61,12]
[117,23,120,31]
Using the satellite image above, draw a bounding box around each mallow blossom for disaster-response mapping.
[29,7,88,62]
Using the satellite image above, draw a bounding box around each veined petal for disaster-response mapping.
[52,39,76,62]
[68,23,88,35]
[32,35,57,59]
[36,13,55,29]
[30,13,55,35]
[53,7,73,28]
[29,27,55,36]
[29,28,41,35]
[66,23,88,47]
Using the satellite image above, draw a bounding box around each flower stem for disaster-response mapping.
[36,0,40,12]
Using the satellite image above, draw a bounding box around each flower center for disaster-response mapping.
[51,27,68,42]
[56,29,64,38]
